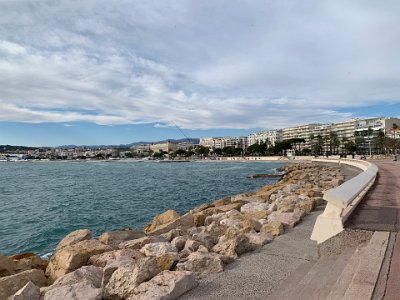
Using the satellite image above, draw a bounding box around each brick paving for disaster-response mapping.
[345,160,400,231]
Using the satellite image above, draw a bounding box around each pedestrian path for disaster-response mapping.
[346,160,400,231]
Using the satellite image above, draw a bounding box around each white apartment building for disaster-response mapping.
[247,129,282,147]
[199,136,247,150]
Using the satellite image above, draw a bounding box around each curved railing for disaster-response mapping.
[310,158,378,244]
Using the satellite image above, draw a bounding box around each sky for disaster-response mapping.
[0,0,400,147]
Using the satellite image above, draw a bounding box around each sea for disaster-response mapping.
[0,160,285,257]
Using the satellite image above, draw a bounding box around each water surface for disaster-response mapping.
[0,160,285,256]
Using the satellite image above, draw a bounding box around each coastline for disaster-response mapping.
[0,161,356,299]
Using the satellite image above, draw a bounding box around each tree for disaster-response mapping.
[392,123,398,139]
[195,146,209,157]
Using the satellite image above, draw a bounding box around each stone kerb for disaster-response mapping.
[310,158,378,244]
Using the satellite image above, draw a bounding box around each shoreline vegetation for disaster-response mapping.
[0,162,345,299]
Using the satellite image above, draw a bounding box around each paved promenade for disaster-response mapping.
[346,160,400,231]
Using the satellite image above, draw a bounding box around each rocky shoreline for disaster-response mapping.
[0,162,344,300]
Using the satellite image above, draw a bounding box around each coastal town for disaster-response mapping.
[1,116,399,162]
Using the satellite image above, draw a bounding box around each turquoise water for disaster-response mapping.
[0,160,285,257]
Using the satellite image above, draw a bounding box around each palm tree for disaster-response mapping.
[392,123,398,139]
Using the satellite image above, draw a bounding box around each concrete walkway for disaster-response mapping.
[180,207,321,300]
[346,160,400,231]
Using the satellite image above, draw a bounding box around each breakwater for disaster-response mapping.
[0,162,344,299]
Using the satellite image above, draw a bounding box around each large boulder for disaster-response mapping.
[104,257,161,299]
[145,213,195,236]
[0,269,47,300]
[8,281,40,300]
[212,196,232,207]
[44,265,103,292]
[240,202,269,219]
[144,210,180,233]
[140,242,178,257]
[155,253,179,271]
[175,252,224,279]
[89,249,145,268]
[46,240,112,281]
[246,232,274,250]
[260,221,284,236]
[268,211,302,228]
[9,253,48,272]
[41,281,102,300]
[171,236,187,252]
[131,271,198,300]
[119,236,168,250]
[212,235,252,263]
[102,256,134,288]
[56,229,92,251]
[191,232,216,250]
[99,229,146,248]
[0,255,16,277]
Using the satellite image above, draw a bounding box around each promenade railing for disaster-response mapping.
[310,158,378,244]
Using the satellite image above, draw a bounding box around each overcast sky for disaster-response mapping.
[1,0,400,146]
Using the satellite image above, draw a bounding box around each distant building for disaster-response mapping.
[130,144,151,155]
[247,129,282,147]
[150,142,178,153]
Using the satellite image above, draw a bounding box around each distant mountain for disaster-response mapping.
[57,138,200,149]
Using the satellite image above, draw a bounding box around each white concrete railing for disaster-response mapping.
[310,158,378,244]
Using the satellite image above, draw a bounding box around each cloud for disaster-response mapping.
[0,0,399,130]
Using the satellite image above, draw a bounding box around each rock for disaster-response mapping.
[98,229,146,248]
[140,242,178,257]
[197,245,209,253]
[268,203,277,212]
[42,281,102,300]
[183,239,202,252]
[175,252,224,279]
[46,239,112,281]
[193,212,208,227]
[240,202,269,219]
[89,249,144,268]
[212,196,232,207]
[56,229,92,251]
[7,281,40,300]
[144,210,180,233]
[206,223,228,238]
[171,236,187,252]
[268,211,302,228]
[246,232,274,250]
[204,212,227,226]
[190,203,212,214]
[212,235,252,263]
[131,271,198,300]
[0,269,47,300]
[104,257,161,299]
[192,232,216,250]
[220,218,242,230]
[209,202,243,214]
[161,229,184,242]
[119,236,168,250]
[211,240,238,263]
[9,253,48,272]
[242,217,262,232]
[187,226,206,237]
[155,253,179,271]
[44,265,103,292]
[260,221,284,236]
[298,199,315,213]
[0,255,16,277]
[102,256,134,288]
[145,213,195,236]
